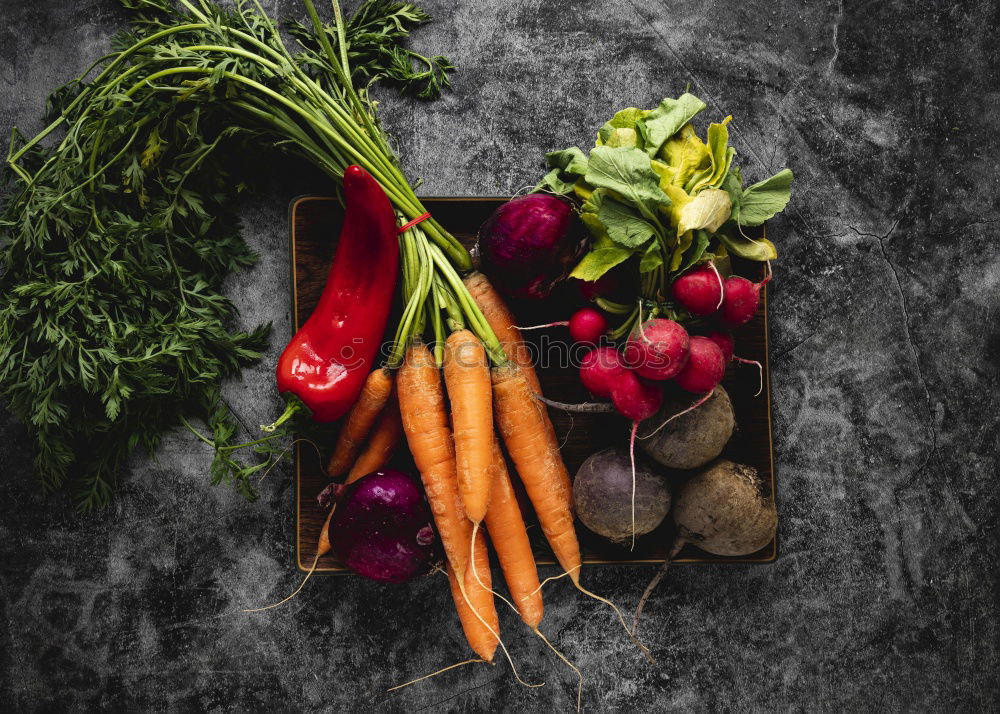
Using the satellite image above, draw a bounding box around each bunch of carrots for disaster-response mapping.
[311,260,657,701]
[324,270,586,665]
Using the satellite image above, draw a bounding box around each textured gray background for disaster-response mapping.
[1,0,998,711]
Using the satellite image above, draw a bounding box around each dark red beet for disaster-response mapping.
[329,470,437,583]
[478,194,584,300]
[674,336,726,393]
[721,276,762,326]
[672,263,724,316]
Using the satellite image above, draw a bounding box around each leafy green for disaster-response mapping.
[538,91,792,340]
[718,230,779,261]
[597,107,649,145]
[585,146,670,218]
[0,0,455,510]
[732,168,794,227]
[587,189,657,248]
[636,92,706,156]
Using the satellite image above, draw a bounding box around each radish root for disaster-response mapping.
[515,321,569,330]
[734,356,764,396]
[707,260,724,310]
[636,391,712,441]
[534,395,615,413]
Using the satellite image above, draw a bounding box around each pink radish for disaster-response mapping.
[674,336,726,394]
[721,276,762,326]
[610,370,664,550]
[568,307,608,342]
[574,273,618,300]
[580,347,626,398]
[625,319,690,381]
[706,331,734,362]
[518,307,607,343]
[611,370,663,421]
[671,263,724,316]
[707,331,764,397]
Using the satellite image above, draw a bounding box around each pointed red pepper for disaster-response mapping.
[275,165,398,422]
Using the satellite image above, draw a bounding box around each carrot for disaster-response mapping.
[344,398,403,485]
[464,272,541,395]
[464,272,566,492]
[443,329,494,524]
[493,361,650,662]
[446,532,499,662]
[326,368,393,477]
[483,436,543,628]
[397,342,473,574]
[491,362,580,581]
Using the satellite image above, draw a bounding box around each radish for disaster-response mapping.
[518,307,607,343]
[568,307,608,342]
[674,336,725,394]
[610,370,664,550]
[705,331,734,362]
[579,347,626,398]
[706,331,764,397]
[610,370,663,421]
[625,318,690,381]
[720,276,762,326]
[671,262,724,316]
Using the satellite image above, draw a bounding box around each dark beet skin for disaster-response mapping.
[329,470,437,583]
[478,194,584,300]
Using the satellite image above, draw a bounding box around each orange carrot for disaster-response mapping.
[443,329,494,524]
[492,362,580,582]
[483,437,543,628]
[447,532,499,662]
[465,272,566,492]
[464,272,541,395]
[326,368,393,477]
[397,342,473,575]
[344,398,402,485]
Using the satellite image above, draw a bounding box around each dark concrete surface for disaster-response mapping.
[1,0,998,711]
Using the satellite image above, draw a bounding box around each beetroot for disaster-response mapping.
[721,276,761,326]
[625,319,690,381]
[329,470,437,583]
[568,307,608,343]
[478,194,584,300]
[611,370,663,421]
[671,263,724,316]
[674,336,726,393]
[580,347,626,398]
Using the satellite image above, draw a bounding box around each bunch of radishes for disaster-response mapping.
[571,262,766,424]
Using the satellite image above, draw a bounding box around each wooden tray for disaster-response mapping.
[292,196,777,572]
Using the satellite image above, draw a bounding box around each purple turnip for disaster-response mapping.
[329,470,437,583]
[478,194,585,300]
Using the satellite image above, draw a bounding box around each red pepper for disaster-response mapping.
[276,165,398,422]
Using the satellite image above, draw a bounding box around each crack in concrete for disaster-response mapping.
[864,220,944,475]
[827,0,844,76]
[622,0,770,172]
